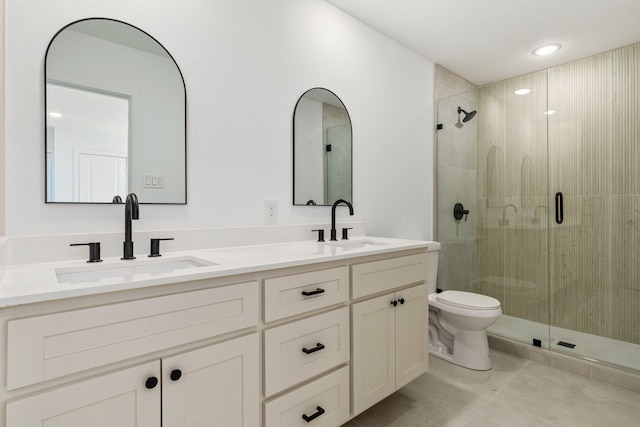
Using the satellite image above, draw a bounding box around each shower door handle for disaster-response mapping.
[555,192,564,224]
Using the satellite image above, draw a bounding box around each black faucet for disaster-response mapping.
[122,193,139,260]
[330,199,354,241]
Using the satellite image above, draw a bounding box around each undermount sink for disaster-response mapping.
[56,256,216,284]
[327,240,389,250]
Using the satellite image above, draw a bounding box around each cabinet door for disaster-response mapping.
[162,333,259,427]
[395,284,428,389]
[351,294,396,416]
[6,361,160,427]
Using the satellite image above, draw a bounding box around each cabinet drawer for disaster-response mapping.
[264,307,349,397]
[264,366,350,427]
[351,253,427,299]
[7,281,259,390]
[264,266,349,322]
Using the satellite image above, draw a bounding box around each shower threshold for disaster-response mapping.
[489,314,640,374]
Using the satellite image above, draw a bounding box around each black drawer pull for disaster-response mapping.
[302,343,325,354]
[302,406,325,422]
[301,288,325,297]
[555,192,564,224]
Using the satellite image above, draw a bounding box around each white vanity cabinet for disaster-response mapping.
[0,241,430,427]
[351,255,429,416]
[6,333,259,427]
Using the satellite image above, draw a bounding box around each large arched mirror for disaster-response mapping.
[293,88,352,206]
[45,18,186,204]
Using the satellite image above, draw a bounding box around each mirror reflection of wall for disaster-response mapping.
[293,88,352,206]
[45,18,186,204]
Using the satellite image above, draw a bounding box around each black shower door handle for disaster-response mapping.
[555,192,564,224]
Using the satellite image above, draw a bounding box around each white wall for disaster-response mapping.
[3,0,435,240]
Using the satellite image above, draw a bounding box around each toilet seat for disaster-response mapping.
[436,290,500,310]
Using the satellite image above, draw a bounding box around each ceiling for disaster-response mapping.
[325,0,640,86]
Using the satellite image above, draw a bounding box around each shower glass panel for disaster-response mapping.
[436,90,478,295]
[475,71,550,348]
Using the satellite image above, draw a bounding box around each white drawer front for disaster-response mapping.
[351,253,427,299]
[7,281,259,390]
[264,366,350,427]
[264,266,349,322]
[264,307,349,396]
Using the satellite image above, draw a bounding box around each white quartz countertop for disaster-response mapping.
[0,237,431,308]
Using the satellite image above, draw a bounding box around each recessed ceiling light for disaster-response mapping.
[533,44,561,56]
[48,112,62,118]
[514,88,531,95]
[544,110,556,115]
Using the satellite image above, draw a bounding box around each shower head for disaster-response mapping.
[457,106,477,123]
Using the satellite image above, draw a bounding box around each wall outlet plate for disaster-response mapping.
[265,199,278,223]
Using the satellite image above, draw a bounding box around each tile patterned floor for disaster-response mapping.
[342,349,640,426]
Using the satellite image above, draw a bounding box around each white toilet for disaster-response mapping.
[427,242,502,370]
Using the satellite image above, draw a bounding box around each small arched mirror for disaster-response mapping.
[45,18,186,204]
[293,88,352,206]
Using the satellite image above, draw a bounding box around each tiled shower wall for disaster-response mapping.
[476,43,640,345]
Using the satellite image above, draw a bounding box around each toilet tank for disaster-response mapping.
[427,241,441,294]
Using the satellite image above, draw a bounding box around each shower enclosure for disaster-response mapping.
[436,42,640,373]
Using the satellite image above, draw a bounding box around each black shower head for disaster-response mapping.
[457,106,477,123]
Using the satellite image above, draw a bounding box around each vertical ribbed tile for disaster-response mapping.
[471,43,639,357]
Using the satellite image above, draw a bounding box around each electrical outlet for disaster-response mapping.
[265,199,278,223]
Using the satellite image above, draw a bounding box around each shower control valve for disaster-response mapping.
[454,203,470,221]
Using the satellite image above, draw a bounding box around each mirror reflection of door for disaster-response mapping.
[46,83,129,202]
[76,151,127,202]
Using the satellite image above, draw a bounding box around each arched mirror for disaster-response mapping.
[293,88,352,206]
[45,18,186,204]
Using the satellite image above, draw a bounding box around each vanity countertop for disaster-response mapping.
[0,237,431,308]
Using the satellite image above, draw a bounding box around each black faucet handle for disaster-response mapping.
[311,229,325,242]
[70,242,103,263]
[341,227,353,240]
[149,238,174,257]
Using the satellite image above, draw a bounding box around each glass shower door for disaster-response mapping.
[547,44,640,372]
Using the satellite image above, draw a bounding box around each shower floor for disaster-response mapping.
[489,314,640,374]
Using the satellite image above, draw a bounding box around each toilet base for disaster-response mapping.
[428,329,492,371]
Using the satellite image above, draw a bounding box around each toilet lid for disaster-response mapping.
[436,290,500,310]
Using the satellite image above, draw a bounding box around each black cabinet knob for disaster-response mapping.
[145,376,158,389]
[70,242,103,263]
[391,300,398,307]
[399,298,405,305]
[170,369,182,381]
